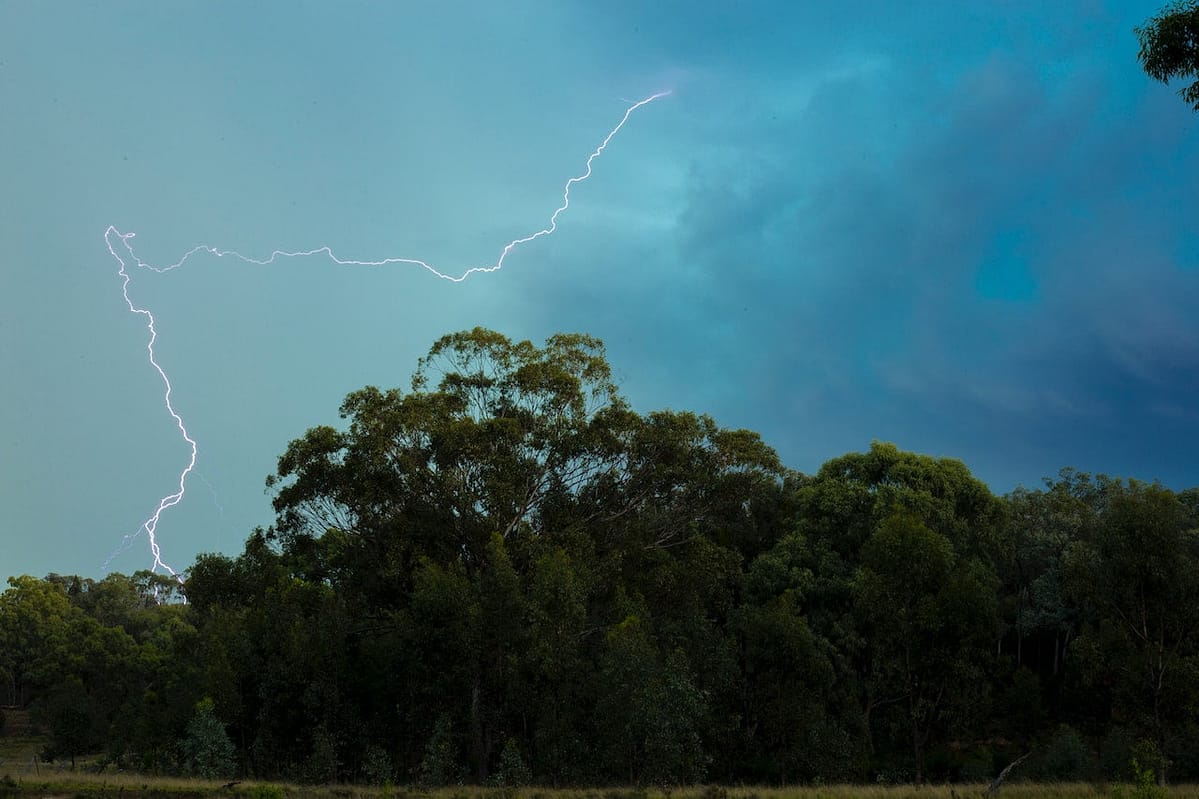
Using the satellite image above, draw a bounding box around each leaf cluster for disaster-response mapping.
[1137,1,1199,110]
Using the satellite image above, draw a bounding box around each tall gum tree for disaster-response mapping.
[1063,481,1199,783]
[263,328,785,782]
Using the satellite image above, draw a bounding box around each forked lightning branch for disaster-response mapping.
[103,91,671,579]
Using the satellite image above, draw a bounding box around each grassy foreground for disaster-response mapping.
[4,777,1199,799]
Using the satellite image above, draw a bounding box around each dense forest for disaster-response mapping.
[2,329,1198,787]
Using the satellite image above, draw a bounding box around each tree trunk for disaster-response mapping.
[912,723,924,784]
[471,680,486,780]
[910,692,924,783]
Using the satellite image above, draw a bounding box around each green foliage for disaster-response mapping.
[854,512,998,782]
[304,724,340,784]
[8,328,1199,786]
[1137,1,1199,110]
[360,745,394,786]
[1112,757,1169,799]
[1131,740,1171,787]
[0,576,77,710]
[241,785,285,799]
[1035,725,1092,781]
[178,697,236,779]
[1062,482,1199,777]
[596,615,709,785]
[420,714,464,788]
[1101,728,1137,781]
[494,737,532,787]
[957,748,994,783]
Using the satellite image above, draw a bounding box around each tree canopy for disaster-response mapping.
[4,328,1199,786]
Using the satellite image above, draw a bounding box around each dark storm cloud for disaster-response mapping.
[640,20,1199,489]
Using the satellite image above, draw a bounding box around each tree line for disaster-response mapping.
[2,328,1198,786]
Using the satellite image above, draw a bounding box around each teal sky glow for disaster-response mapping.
[1,1,1196,579]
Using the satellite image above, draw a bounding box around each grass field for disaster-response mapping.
[0,710,46,779]
[5,712,1199,799]
[3,775,1199,799]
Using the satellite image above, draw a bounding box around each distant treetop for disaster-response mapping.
[1137,1,1199,111]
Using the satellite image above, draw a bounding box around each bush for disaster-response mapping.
[494,737,532,787]
[1100,728,1135,780]
[958,748,994,783]
[1036,724,1092,781]
[361,745,394,785]
[419,714,464,787]
[1112,758,1168,799]
[303,725,339,784]
[1131,739,1171,784]
[179,698,236,779]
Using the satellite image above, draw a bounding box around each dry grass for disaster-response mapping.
[2,778,1199,799]
[0,736,43,770]
[0,710,42,770]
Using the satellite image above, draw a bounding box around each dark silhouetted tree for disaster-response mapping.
[1137,1,1199,110]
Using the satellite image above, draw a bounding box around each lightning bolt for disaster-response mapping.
[104,229,194,579]
[103,90,671,577]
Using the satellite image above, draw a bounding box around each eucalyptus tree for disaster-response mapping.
[1137,1,1199,111]
[1064,481,1199,782]
[261,328,784,782]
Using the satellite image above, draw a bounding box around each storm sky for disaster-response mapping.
[2,1,1197,579]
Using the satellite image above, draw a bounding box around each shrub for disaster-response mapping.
[1100,728,1135,780]
[361,745,394,786]
[494,737,532,787]
[1037,724,1092,781]
[1131,739,1171,784]
[1112,758,1168,799]
[419,714,464,787]
[178,698,236,779]
[303,725,339,784]
[958,748,994,783]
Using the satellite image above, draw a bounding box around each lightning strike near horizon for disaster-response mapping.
[104,90,671,578]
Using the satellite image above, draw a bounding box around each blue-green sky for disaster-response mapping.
[2,1,1197,579]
